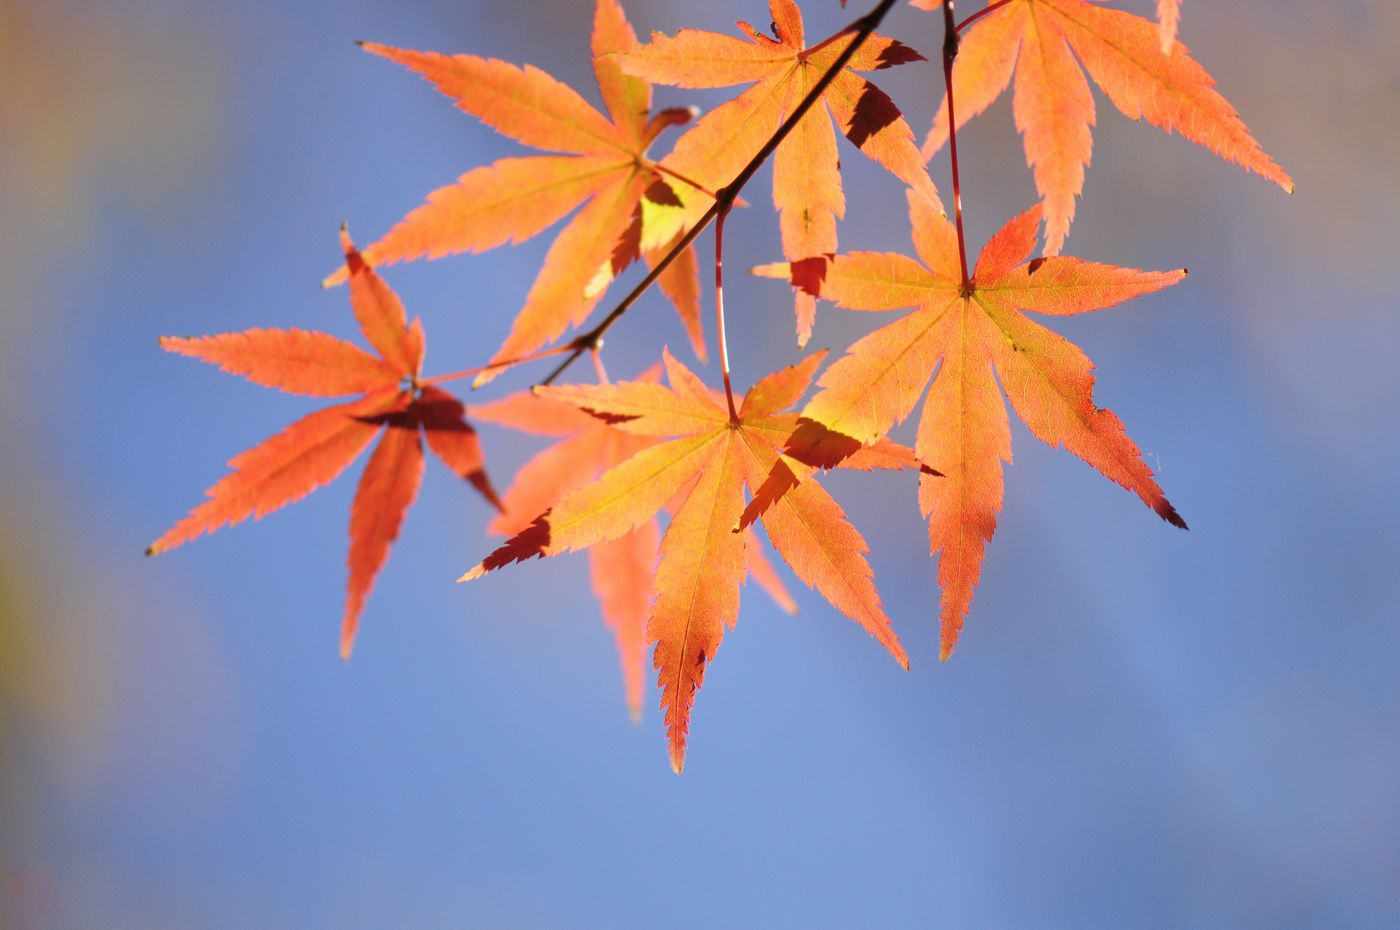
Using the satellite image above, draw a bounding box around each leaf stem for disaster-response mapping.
[714,197,739,422]
[652,162,728,204]
[942,0,972,290]
[537,0,900,388]
[590,347,610,385]
[799,24,857,62]
[419,344,572,387]
[956,0,1014,34]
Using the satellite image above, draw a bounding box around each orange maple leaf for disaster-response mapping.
[754,190,1186,659]
[462,350,918,772]
[922,0,1290,255]
[149,230,501,659]
[323,0,707,381]
[471,368,798,722]
[615,0,941,345]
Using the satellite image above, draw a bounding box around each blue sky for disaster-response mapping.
[3,1,1398,927]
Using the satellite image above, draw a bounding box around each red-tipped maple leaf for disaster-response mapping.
[615,0,941,345]
[324,0,707,381]
[472,367,798,721]
[462,349,919,772]
[921,0,1290,255]
[149,230,501,659]
[754,190,1186,659]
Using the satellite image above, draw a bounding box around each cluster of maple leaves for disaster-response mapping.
[150,0,1288,772]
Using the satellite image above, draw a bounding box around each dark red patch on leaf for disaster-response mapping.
[783,417,864,470]
[1155,498,1189,530]
[737,457,805,532]
[466,510,554,579]
[644,178,683,207]
[413,386,502,511]
[643,106,698,145]
[789,256,830,297]
[579,407,642,426]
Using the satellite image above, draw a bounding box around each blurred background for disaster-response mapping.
[1,0,1397,926]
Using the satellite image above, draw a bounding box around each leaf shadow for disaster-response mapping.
[842,82,900,150]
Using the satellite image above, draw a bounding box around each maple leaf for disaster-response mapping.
[615,0,941,345]
[323,0,707,381]
[149,230,501,659]
[472,368,798,721]
[462,349,918,772]
[754,190,1186,659]
[921,0,1291,255]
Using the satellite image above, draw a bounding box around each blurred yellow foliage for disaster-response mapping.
[0,0,222,335]
[2,5,224,921]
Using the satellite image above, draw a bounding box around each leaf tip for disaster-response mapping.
[458,563,486,583]
[340,608,362,660]
[629,706,642,726]
[484,487,506,515]
[144,544,159,557]
[1156,498,1189,531]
